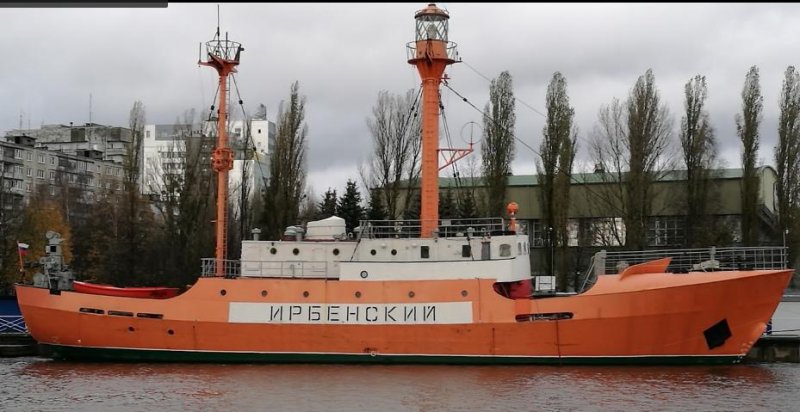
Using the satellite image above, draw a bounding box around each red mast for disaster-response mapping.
[199,28,243,277]
[408,3,458,238]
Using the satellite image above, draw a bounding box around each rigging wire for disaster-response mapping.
[460,59,596,153]
[441,81,614,213]
[230,73,270,192]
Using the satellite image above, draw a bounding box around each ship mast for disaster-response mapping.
[199,23,243,277]
[408,3,458,238]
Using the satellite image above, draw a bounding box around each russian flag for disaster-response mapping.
[17,242,29,257]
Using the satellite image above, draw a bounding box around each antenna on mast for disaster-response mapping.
[216,4,220,38]
[89,93,93,124]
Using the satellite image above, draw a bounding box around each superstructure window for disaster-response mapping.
[421,246,429,259]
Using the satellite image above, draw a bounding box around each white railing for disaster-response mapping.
[406,40,459,61]
[601,246,789,274]
[576,246,789,294]
[0,315,27,334]
[202,258,332,278]
[358,218,508,239]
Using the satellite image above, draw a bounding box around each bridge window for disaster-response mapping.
[461,244,471,258]
[421,246,430,259]
[500,244,511,257]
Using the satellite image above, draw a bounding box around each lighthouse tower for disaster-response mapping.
[407,3,459,238]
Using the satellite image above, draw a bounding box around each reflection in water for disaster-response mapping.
[1,358,797,411]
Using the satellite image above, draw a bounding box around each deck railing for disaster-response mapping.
[577,246,790,293]
[201,258,332,278]
[600,246,789,274]
[357,218,510,239]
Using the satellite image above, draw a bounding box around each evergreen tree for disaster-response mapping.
[318,188,338,218]
[337,179,365,233]
[403,190,421,220]
[366,189,387,221]
[439,189,456,219]
[457,190,478,219]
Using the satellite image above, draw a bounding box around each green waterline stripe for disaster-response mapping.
[43,344,742,365]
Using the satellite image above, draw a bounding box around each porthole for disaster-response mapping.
[333,248,340,256]
[408,291,415,298]
[303,291,309,297]
[168,329,175,335]
[270,247,277,255]
[370,249,377,256]
[360,271,368,279]
[293,248,300,255]
[220,289,227,296]
[128,326,135,332]
[461,290,468,297]
[261,290,268,297]
[391,249,397,256]
[355,291,362,298]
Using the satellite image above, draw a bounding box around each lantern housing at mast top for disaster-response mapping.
[407,3,459,63]
[415,3,449,41]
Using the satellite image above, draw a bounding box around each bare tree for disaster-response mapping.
[736,66,763,246]
[537,71,577,290]
[776,65,800,269]
[482,71,516,217]
[591,69,673,249]
[143,110,215,287]
[680,75,717,246]
[361,89,421,219]
[116,100,153,281]
[261,81,308,238]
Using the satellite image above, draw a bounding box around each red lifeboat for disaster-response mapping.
[72,281,179,299]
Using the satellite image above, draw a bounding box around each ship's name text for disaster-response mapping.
[228,302,473,325]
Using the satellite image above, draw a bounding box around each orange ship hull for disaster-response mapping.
[15,268,791,364]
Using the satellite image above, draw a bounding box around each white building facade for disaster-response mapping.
[141,119,274,208]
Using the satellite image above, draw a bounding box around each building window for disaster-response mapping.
[14,149,22,159]
[647,217,685,247]
[26,167,32,177]
[36,169,44,179]
[26,152,32,161]
[588,217,626,247]
[146,130,151,138]
[38,154,45,163]
[50,156,55,165]
[49,171,55,180]
[529,220,546,248]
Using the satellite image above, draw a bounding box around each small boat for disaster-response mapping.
[72,281,180,300]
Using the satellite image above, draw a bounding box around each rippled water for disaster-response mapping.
[2,358,800,411]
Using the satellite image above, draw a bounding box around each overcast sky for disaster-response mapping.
[3,3,799,197]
